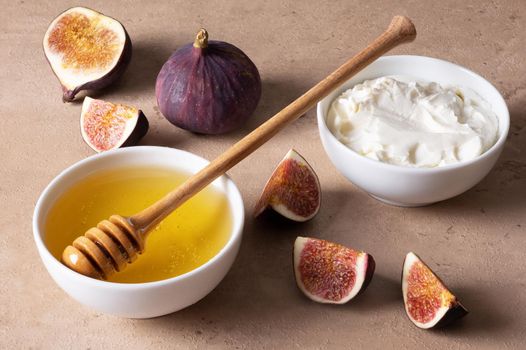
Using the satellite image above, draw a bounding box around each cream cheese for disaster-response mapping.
[326,76,499,168]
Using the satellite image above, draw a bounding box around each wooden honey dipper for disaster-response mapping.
[62,16,416,280]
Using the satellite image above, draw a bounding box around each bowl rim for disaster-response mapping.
[317,54,510,173]
[33,146,245,290]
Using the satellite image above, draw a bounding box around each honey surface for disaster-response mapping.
[45,166,232,283]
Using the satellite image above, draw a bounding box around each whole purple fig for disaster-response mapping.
[155,29,261,134]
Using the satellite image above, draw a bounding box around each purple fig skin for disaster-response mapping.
[61,31,132,103]
[359,254,376,296]
[121,110,149,148]
[432,303,468,328]
[155,36,261,134]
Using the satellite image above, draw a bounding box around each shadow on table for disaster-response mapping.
[71,41,173,104]
[109,40,173,98]
[348,274,401,311]
[429,284,510,336]
[251,206,318,235]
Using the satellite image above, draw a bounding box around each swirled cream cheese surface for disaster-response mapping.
[327,77,499,168]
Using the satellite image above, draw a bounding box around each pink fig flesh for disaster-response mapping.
[294,237,375,304]
[80,97,148,152]
[254,149,321,222]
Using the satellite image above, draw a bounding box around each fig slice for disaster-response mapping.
[80,97,148,152]
[43,7,132,102]
[293,237,375,304]
[254,149,321,222]
[402,252,468,329]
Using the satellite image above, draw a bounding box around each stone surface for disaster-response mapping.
[1,0,525,348]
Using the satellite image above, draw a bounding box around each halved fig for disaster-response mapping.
[254,149,321,222]
[402,252,468,329]
[80,97,148,152]
[294,237,375,304]
[43,7,132,102]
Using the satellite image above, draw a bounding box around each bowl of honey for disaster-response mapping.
[33,146,245,318]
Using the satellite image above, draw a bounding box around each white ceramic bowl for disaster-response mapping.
[317,55,509,206]
[33,146,245,318]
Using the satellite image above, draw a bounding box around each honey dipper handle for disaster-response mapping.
[131,16,416,232]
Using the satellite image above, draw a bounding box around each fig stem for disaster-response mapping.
[193,28,208,49]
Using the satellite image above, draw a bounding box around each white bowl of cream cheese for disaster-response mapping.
[317,55,509,206]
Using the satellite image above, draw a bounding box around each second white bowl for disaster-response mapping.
[317,55,509,206]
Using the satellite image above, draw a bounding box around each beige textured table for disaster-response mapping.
[1,0,525,348]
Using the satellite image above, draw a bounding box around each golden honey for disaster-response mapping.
[45,166,232,283]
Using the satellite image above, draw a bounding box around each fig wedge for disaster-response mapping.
[80,97,148,152]
[43,7,132,102]
[294,237,375,304]
[254,149,321,222]
[402,252,468,329]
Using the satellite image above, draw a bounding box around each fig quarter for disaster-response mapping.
[80,97,148,152]
[402,252,468,329]
[254,149,321,222]
[294,237,375,304]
